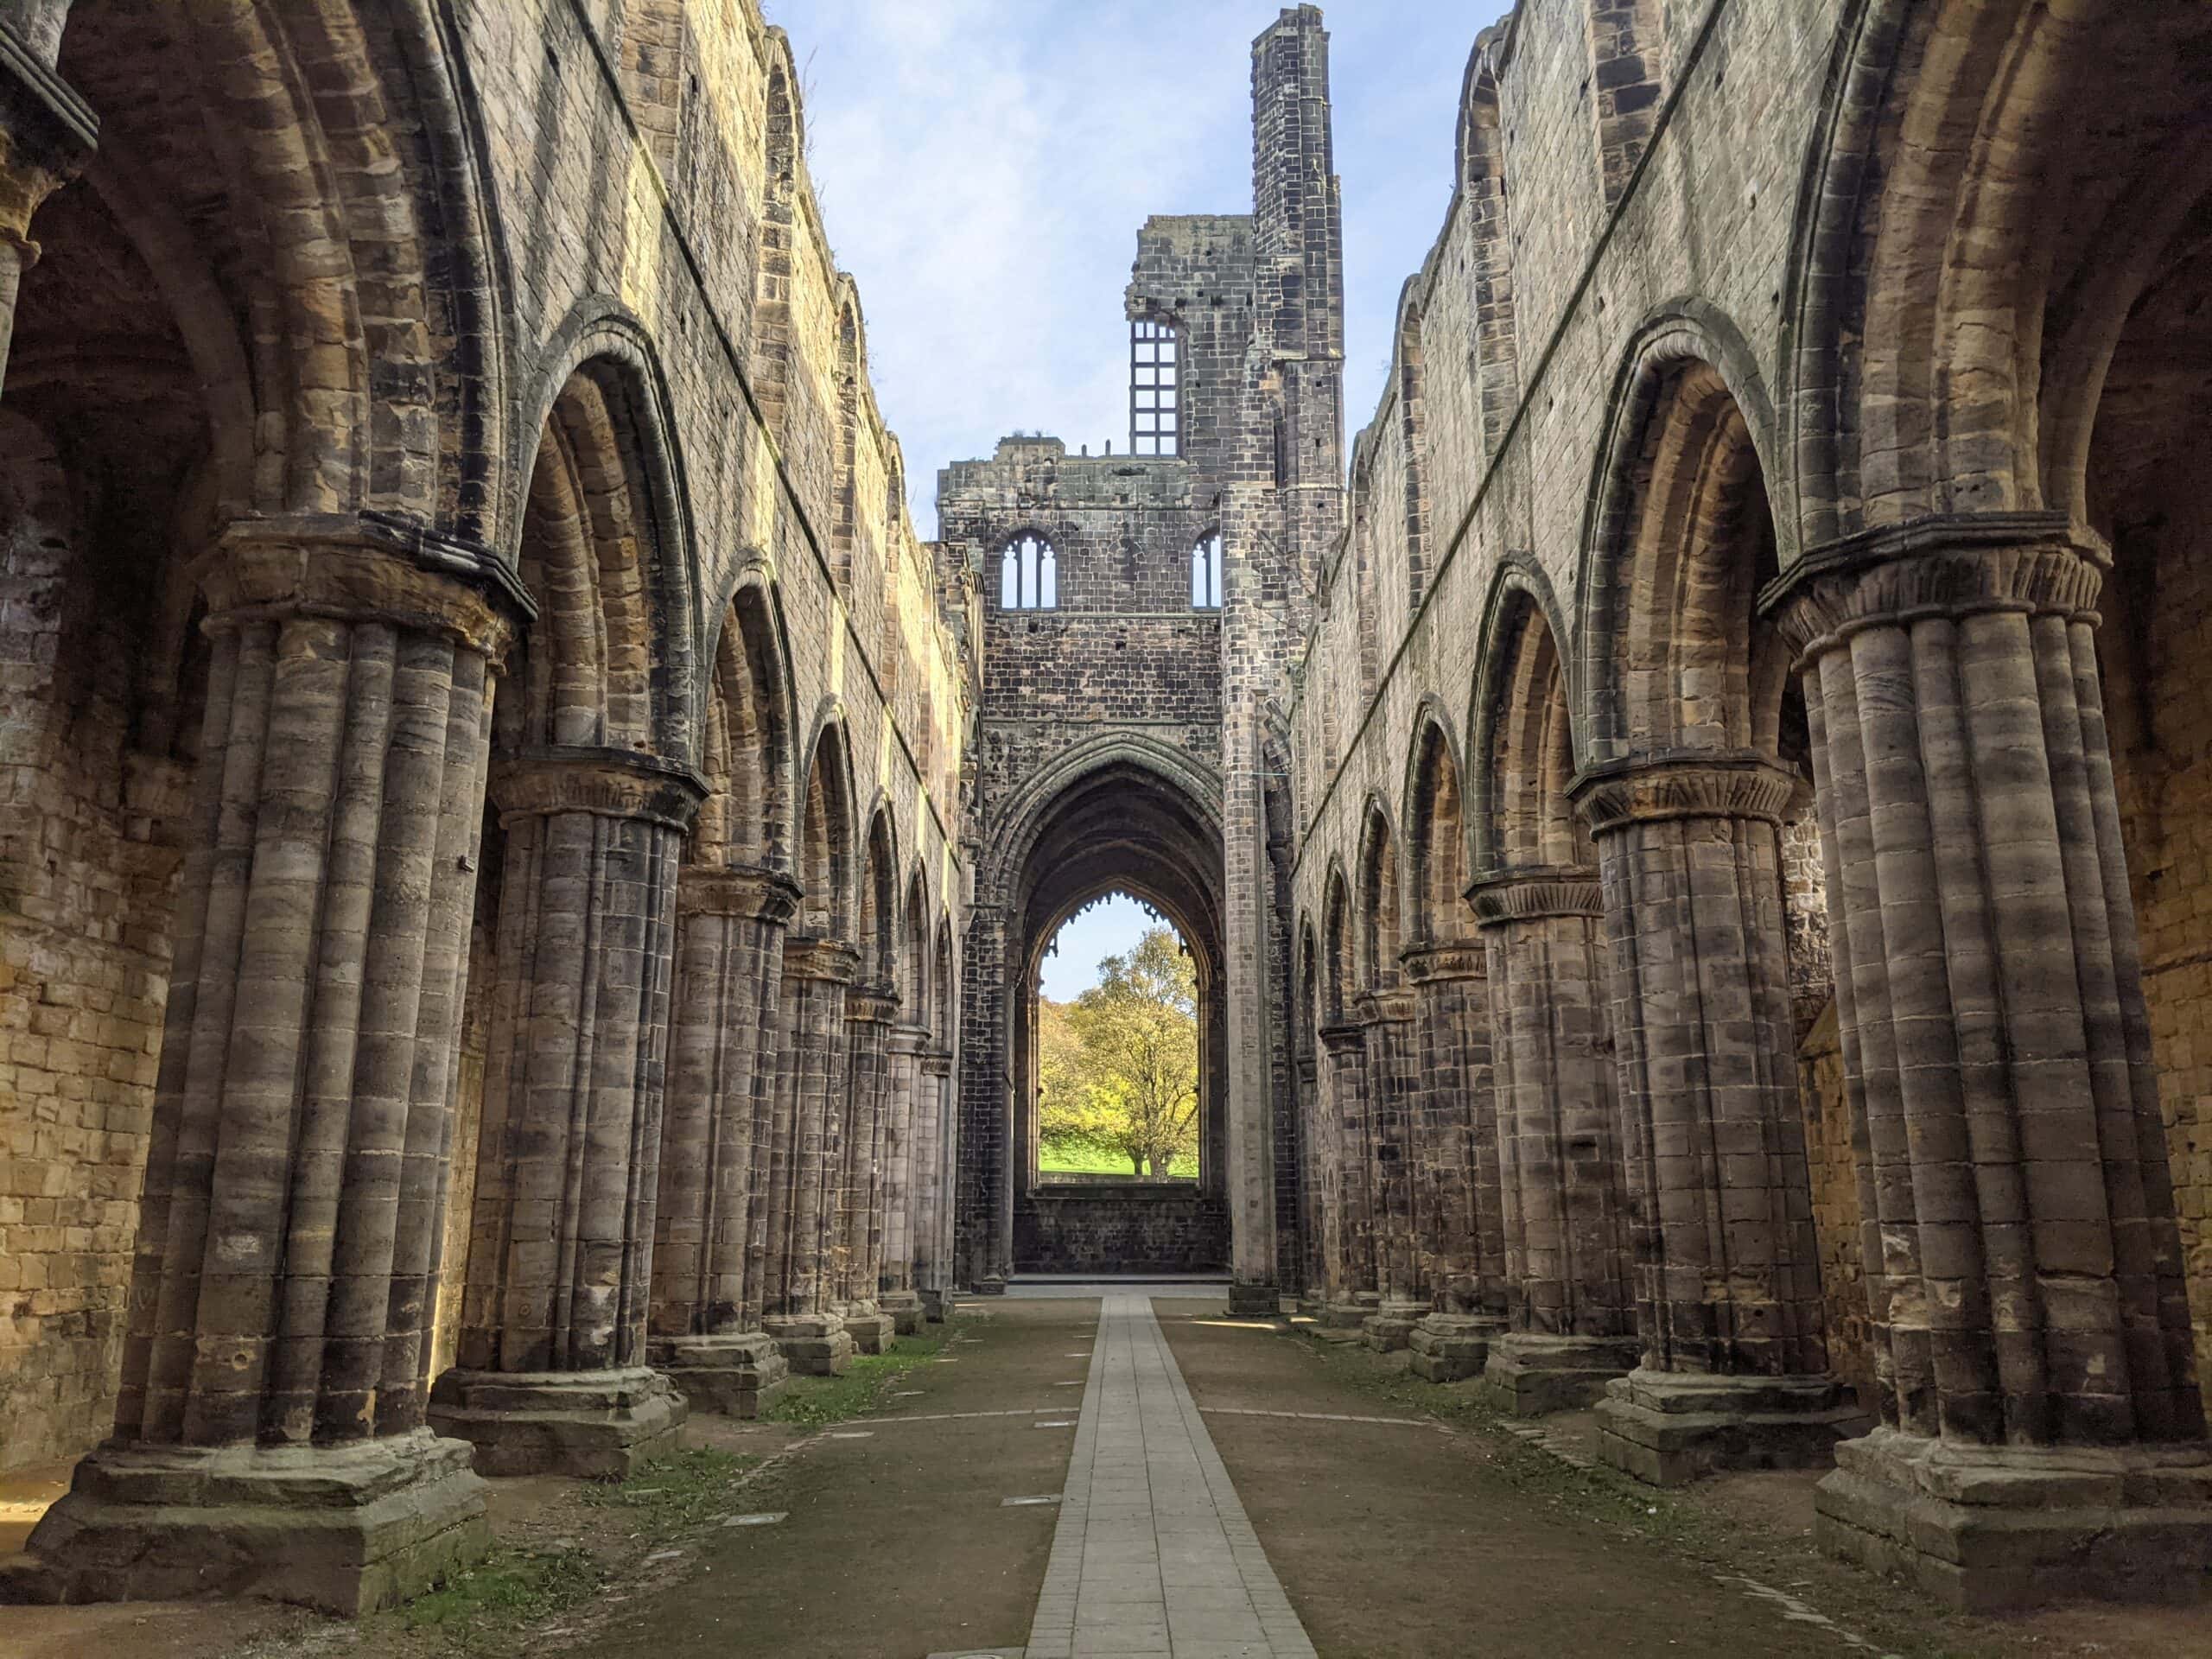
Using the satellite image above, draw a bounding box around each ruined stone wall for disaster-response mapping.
[1015,1185,1230,1275]
[0,0,971,1471]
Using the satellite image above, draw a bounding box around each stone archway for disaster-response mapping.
[962,748,1225,1287]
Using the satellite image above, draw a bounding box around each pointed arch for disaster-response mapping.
[692,567,794,870]
[1321,863,1354,1024]
[1355,797,1402,994]
[1396,283,1429,609]
[1470,563,1586,875]
[798,713,857,940]
[1402,702,1471,946]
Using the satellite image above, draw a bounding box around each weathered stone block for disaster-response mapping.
[1408,1313,1499,1382]
[1476,1333,1639,1416]
[1595,1370,1868,1485]
[427,1366,686,1480]
[655,1332,791,1419]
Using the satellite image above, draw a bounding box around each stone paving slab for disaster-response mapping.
[1024,1293,1317,1659]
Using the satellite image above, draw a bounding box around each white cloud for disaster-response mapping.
[769,1,1505,535]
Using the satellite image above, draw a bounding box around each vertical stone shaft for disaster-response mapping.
[646,864,798,1414]
[1575,756,1829,1375]
[27,522,516,1613]
[760,936,860,1374]
[1574,755,1858,1482]
[1357,988,1425,1347]
[914,1048,955,1307]
[1403,942,1503,1313]
[0,14,92,397]
[1773,518,2212,1606]
[431,747,702,1478]
[880,1024,930,1332]
[836,989,899,1353]
[1315,1023,1374,1323]
[1471,870,1638,1413]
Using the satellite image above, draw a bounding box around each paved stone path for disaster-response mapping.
[1024,1292,1317,1659]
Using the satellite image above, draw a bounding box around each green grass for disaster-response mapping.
[765,1322,956,1427]
[1038,1144,1198,1178]
[578,1446,763,1534]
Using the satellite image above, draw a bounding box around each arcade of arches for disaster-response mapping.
[0,0,2210,1635]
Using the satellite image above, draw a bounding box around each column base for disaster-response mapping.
[882,1290,926,1336]
[653,1332,791,1419]
[1596,1370,1868,1485]
[1814,1426,2212,1611]
[428,1365,686,1479]
[1408,1313,1503,1382]
[1308,1294,1379,1340]
[0,1427,487,1616]
[1226,1280,1281,1318]
[1361,1298,1428,1352]
[763,1313,855,1376]
[919,1287,950,1323]
[835,1301,896,1354]
[1476,1332,1639,1416]
[1293,1294,1328,1322]
[972,1276,1007,1297]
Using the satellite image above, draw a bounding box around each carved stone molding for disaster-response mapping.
[1355,988,1415,1026]
[0,21,96,247]
[491,746,709,832]
[919,1049,954,1078]
[1318,1020,1368,1054]
[1759,511,2106,661]
[1465,867,1603,928]
[198,512,535,664]
[1401,938,1487,985]
[784,934,861,985]
[675,861,803,924]
[1568,751,1800,836]
[846,988,900,1026]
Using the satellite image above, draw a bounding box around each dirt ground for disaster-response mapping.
[1155,1305,2212,1659]
[8,1297,2212,1659]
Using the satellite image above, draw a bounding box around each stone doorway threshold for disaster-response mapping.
[1001,1274,1231,1300]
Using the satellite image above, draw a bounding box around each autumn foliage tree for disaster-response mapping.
[1038,925,1199,1177]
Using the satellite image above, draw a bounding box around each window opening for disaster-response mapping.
[1000,532,1058,610]
[1130,319,1180,458]
[1192,531,1224,609]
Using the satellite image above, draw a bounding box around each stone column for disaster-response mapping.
[1469,869,1639,1414]
[917,1048,956,1320]
[760,935,860,1374]
[8,518,524,1613]
[880,1022,930,1334]
[429,747,702,1478]
[1357,988,1427,1350]
[0,6,93,397]
[1572,754,1864,1483]
[1313,1022,1377,1330]
[1768,514,2212,1608]
[1293,1049,1325,1319]
[834,987,899,1354]
[646,863,798,1417]
[1404,939,1508,1383]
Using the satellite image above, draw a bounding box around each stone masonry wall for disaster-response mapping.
[1015,1185,1230,1275]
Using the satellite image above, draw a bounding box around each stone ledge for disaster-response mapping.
[1476,1333,1638,1416]
[1408,1313,1501,1382]
[1814,1427,2212,1611]
[0,1428,487,1616]
[1596,1370,1868,1485]
[428,1366,686,1480]
[764,1313,856,1375]
[654,1332,791,1419]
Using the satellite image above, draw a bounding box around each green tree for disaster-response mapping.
[1037,925,1200,1177]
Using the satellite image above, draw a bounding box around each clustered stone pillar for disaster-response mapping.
[0,1,92,397]
[1403,939,1507,1382]
[1573,754,1863,1483]
[429,748,701,1478]
[1471,869,1638,1414]
[834,987,899,1354]
[880,1022,930,1334]
[1770,515,2212,1608]
[646,863,798,1416]
[1358,986,1427,1350]
[10,521,522,1613]
[1313,1020,1376,1328]
[760,936,861,1373]
[916,1047,956,1320]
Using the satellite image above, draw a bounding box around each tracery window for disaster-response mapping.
[1000,531,1058,609]
[1131,319,1179,457]
[1192,531,1224,609]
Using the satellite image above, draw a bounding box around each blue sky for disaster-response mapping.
[767,0,1508,538]
[1039,892,1171,1001]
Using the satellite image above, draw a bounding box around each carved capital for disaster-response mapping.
[920,1049,955,1078]
[1465,866,1603,928]
[888,1023,931,1055]
[1568,751,1800,836]
[197,512,533,664]
[1760,511,2106,663]
[1356,988,1415,1027]
[784,934,861,985]
[1402,938,1486,985]
[1319,1021,1368,1055]
[490,745,709,832]
[847,988,900,1026]
[676,861,802,924]
[0,22,95,251]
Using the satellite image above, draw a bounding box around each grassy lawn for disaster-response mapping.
[1037,1143,1198,1179]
